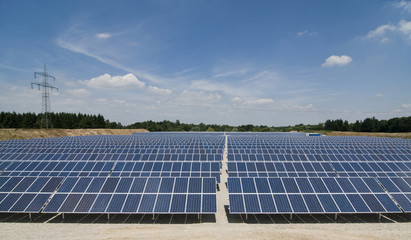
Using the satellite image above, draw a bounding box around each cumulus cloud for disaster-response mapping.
[96,33,112,39]
[148,86,172,95]
[81,73,145,89]
[403,104,411,108]
[322,55,352,67]
[65,88,91,97]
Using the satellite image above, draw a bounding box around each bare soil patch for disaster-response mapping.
[318,131,411,139]
[0,128,148,141]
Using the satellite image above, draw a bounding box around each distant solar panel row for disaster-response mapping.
[0,153,223,161]
[1,161,221,182]
[227,153,410,161]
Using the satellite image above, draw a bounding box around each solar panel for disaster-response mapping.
[227,177,402,214]
[39,177,217,214]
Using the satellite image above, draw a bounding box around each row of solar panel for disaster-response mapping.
[228,193,403,214]
[43,193,217,214]
[228,143,410,151]
[0,177,217,195]
[227,154,411,162]
[2,171,221,182]
[0,153,223,161]
[227,141,409,145]
[228,172,338,178]
[227,177,411,213]
[1,161,221,173]
[0,192,217,214]
[228,146,410,154]
[0,148,223,155]
[0,177,217,214]
[227,161,411,174]
[227,177,411,194]
[228,172,411,178]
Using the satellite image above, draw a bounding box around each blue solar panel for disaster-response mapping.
[274,195,292,213]
[170,194,186,213]
[303,194,323,213]
[90,194,112,213]
[186,194,201,213]
[229,194,244,213]
[154,194,171,213]
[346,194,370,212]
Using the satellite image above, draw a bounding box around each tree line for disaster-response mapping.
[324,117,411,132]
[0,112,123,129]
[0,111,410,132]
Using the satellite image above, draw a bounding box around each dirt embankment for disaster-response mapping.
[321,131,411,139]
[0,128,148,141]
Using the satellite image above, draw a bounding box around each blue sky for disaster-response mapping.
[0,0,410,126]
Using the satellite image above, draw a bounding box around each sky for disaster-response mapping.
[0,0,410,126]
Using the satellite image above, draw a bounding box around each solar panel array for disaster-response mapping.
[227,134,411,214]
[0,133,223,214]
[1,132,411,217]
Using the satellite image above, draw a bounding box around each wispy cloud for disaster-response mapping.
[297,30,317,37]
[212,68,250,78]
[322,55,352,67]
[148,85,172,95]
[366,20,411,42]
[96,33,112,39]
[56,26,170,85]
[80,73,145,89]
[232,97,274,105]
[65,88,91,97]
[403,103,411,108]
[394,0,411,13]
[367,24,396,38]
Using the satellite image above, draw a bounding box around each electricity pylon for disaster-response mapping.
[31,64,58,128]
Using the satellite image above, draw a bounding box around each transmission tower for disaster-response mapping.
[31,64,58,128]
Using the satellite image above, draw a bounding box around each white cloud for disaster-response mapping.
[398,20,411,38]
[96,33,112,39]
[232,97,242,103]
[403,104,411,108]
[297,30,308,36]
[247,98,274,105]
[375,93,384,97]
[232,97,274,105]
[178,90,221,104]
[81,73,145,89]
[212,68,250,78]
[367,24,396,38]
[322,55,352,67]
[394,0,411,13]
[148,86,172,95]
[65,88,91,97]
[296,30,317,37]
[366,20,411,42]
